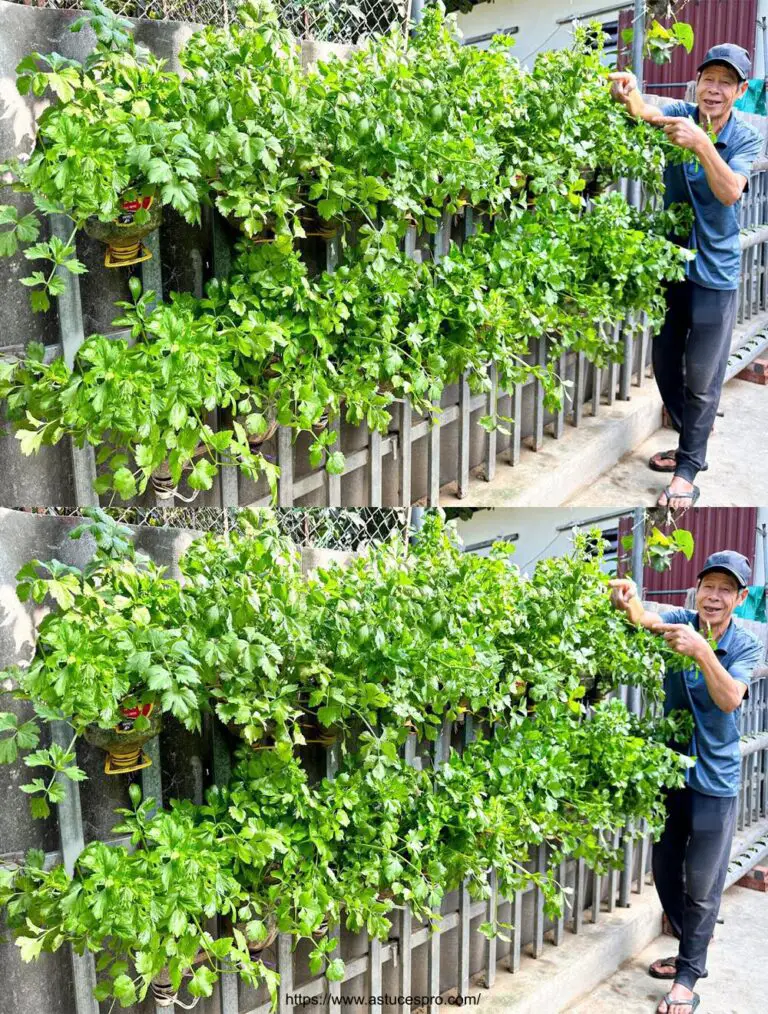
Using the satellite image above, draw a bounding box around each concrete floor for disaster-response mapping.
[565,379,768,508]
[569,884,768,1014]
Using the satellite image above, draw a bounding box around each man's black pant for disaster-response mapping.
[652,279,738,483]
[652,786,737,991]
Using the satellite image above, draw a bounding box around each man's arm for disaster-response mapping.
[657,117,748,206]
[608,578,666,631]
[657,623,753,713]
[608,71,665,124]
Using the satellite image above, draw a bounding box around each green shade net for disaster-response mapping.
[735,79,767,116]
[734,585,767,623]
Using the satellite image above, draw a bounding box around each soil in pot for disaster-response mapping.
[83,703,162,775]
[84,196,162,268]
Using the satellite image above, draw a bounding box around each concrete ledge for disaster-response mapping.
[466,890,662,1014]
[441,382,663,507]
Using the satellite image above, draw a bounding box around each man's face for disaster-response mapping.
[696,64,747,122]
[695,570,745,630]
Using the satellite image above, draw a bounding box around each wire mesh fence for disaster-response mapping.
[7,0,411,42]
[32,504,411,548]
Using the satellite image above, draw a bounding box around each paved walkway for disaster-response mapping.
[565,378,768,507]
[569,884,768,1014]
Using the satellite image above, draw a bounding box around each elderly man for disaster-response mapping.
[610,551,763,1014]
[609,46,763,510]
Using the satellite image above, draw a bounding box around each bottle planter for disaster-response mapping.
[84,195,162,268]
[152,951,208,1009]
[83,702,161,775]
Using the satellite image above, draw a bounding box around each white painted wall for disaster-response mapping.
[455,0,627,64]
[454,507,629,573]
[456,0,768,73]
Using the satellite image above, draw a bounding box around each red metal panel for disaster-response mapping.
[638,507,759,601]
[618,0,758,94]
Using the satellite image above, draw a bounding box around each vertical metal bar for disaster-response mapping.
[427,724,448,1012]
[50,216,98,505]
[607,832,620,911]
[327,416,342,507]
[457,373,471,498]
[457,713,473,998]
[607,326,620,405]
[592,868,602,923]
[553,859,567,945]
[485,364,498,481]
[485,868,498,986]
[573,353,586,427]
[211,724,239,1014]
[637,820,650,894]
[509,384,522,465]
[325,233,343,507]
[592,364,602,416]
[399,400,413,507]
[509,890,523,972]
[50,723,99,1014]
[277,427,294,507]
[427,402,440,506]
[369,936,382,1005]
[532,844,546,957]
[325,744,342,1006]
[399,906,413,1012]
[619,319,633,401]
[277,932,294,1011]
[553,355,566,438]
[619,826,634,908]
[532,338,546,451]
[638,312,650,385]
[573,859,586,933]
[369,428,383,506]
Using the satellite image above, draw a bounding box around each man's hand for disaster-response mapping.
[608,71,638,106]
[608,578,637,613]
[657,115,710,154]
[657,622,709,662]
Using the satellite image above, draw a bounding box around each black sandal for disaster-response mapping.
[649,449,708,474]
[648,957,708,981]
[657,484,700,508]
[648,956,679,980]
[656,992,700,1013]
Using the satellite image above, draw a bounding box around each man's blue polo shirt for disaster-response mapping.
[661,100,763,291]
[659,607,763,797]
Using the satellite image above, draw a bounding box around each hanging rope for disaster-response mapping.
[151,980,200,1009]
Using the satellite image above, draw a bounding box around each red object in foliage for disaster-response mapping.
[121,702,153,719]
[120,196,153,213]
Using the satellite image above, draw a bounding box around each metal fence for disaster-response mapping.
[18,160,768,511]
[33,504,410,547]
[5,0,410,41]
[3,511,767,1013]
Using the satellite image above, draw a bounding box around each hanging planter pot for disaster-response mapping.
[240,919,279,955]
[152,953,208,1009]
[299,203,341,241]
[222,913,279,955]
[84,195,162,268]
[83,702,162,775]
[243,414,279,448]
[299,715,340,747]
